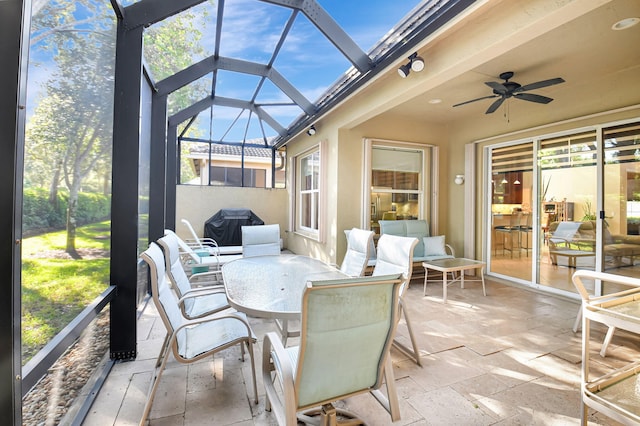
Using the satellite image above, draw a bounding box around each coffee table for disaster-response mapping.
[422,258,486,303]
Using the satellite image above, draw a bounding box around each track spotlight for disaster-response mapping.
[397,52,425,78]
[397,63,411,78]
[306,125,316,136]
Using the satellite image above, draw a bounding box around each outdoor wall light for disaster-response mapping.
[454,175,465,185]
[306,125,316,136]
[397,52,425,78]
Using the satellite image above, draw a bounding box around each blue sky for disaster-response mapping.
[27,0,423,143]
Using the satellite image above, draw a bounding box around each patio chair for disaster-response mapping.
[340,228,374,277]
[262,273,404,425]
[373,234,422,366]
[139,243,258,426]
[344,229,377,271]
[157,234,230,320]
[164,229,242,274]
[181,218,243,255]
[572,270,640,357]
[242,224,281,257]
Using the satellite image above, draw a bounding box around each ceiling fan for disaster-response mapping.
[453,71,565,114]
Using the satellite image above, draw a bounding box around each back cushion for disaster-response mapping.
[379,220,406,236]
[405,220,429,257]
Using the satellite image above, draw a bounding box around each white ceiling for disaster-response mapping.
[382,0,640,132]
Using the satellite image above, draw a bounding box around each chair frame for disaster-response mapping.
[139,243,258,426]
[572,270,640,357]
[157,234,230,319]
[373,234,422,366]
[262,274,403,426]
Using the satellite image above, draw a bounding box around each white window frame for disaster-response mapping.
[362,138,437,232]
[292,142,325,240]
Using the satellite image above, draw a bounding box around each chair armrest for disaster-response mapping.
[262,331,296,417]
[445,244,455,258]
[189,269,223,285]
[179,285,226,298]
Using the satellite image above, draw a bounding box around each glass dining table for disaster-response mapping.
[221,254,347,342]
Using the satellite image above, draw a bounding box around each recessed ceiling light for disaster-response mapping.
[428,98,442,104]
[612,17,640,30]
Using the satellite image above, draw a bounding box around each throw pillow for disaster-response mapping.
[423,235,447,256]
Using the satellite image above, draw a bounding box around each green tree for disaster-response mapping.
[26,1,207,253]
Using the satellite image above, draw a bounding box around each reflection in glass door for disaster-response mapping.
[489,143,533,282]
[537,131,597,293]
[602,122,640,290]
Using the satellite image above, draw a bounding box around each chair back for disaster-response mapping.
[373,234,418,295]
[549,221,581,245]
[295,274,403,409]
[340,228,374,277]
[140,243,187,354]
[157,234,196,313]
[164,229,200,262]
[242,224,281,257]
[181,218,205,249]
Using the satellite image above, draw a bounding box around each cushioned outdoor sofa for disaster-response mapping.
[378,220,455,279]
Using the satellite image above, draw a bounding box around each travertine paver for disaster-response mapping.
[83,277,636,425]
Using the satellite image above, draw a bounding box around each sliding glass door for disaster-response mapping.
[486,120,640,297]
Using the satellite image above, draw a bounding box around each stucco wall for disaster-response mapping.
[175,185,288,245]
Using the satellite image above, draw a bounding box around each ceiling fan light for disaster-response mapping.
[411,56,425,72]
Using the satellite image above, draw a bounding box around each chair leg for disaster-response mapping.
[370,357,401,422]
[600,326,616,357]
[139,333,173,426]
[392,298,421,366]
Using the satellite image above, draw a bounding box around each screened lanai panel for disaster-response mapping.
[167,73,212,117]
[273,14,353,103]
[142,2,212,81]
[217,1,289,62]
[22,0,116,420]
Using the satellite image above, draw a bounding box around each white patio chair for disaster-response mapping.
[340,228,374,277]
[181,218,243,255]
[262,273,404,425]
[242,224,281,257]
[139,243,257,426]
[344,228,377,271]
[373,234,421,366]
[157,234,230,320]
[164,229,242,274]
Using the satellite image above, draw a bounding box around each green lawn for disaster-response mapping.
[21,221,111,363]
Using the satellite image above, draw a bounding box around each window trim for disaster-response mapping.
[292,141,326,241]
[362,138,437,232]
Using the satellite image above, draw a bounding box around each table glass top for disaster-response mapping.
[222,254,346,318]
[422,258,485,268]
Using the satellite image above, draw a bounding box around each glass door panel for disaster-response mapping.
[538,131,597,293]
[489,142,533,282]
[602,122,640,288]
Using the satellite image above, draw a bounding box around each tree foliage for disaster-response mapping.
[25,0,208,254]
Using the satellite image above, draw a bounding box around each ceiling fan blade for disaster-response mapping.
[485,81,507,94]
[514,77,565,93]
[514,93,553,104]
[452,94,499,108]
[485,97,505,114]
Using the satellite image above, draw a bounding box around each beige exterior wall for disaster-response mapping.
[175,185,288,245]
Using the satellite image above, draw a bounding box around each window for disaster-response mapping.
[210,166,266,187]
[295,145,323,238]
[364,140,431,236]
